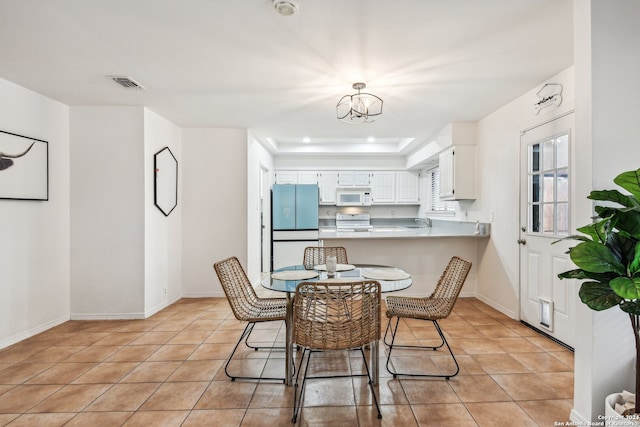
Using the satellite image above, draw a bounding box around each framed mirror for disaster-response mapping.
[154,147,178,216]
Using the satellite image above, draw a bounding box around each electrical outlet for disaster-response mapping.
[163,288,168,297]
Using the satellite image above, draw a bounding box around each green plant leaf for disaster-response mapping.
[579,281,622,310]
[552,234,592,245]
[613,210,640,238]
[631,242,640,275]
[557,269,618,282]
[610,277,640,299]
[614,169,640,200]
[620,301,640,315]
[569,241,626,274]
[589,189,639,208]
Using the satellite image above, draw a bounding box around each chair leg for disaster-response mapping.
[358,347,382,419]
[384,317,459,380]
[224,322,286,383]
[291,347,382,422]
[292,348,312,423]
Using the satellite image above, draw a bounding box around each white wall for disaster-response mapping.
[571,0,640,422]
[181,128,248,297]
[144,109,182,315]
[472,66,575,318]
[0,77,70,348]
[247,131,274,281]
[70,107,146,318]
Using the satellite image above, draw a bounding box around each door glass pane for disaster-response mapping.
[543,172,554,202]
[531,204,540,233]
[557,168,569,202]
[543,204,554,234]
[527,132,569,236]
[530,144,540,173]
[557,135,569,169]
[531,174,540,203]
[543,140,554,171]
[557,203,569,235]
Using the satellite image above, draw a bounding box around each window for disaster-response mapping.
[427,168,454,213]
[527,133,569,236]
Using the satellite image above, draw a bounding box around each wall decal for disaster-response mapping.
[0,130,48,201]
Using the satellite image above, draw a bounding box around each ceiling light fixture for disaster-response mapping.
[336,82,383,124]
[273,0,298,16]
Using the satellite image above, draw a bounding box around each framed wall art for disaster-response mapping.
[0,130,48,201]
[154,146,178,216]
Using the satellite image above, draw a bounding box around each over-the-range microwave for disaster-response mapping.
[336,188,372,206]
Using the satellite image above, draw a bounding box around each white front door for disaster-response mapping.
[519,112,576,348]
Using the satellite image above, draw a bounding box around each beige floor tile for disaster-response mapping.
[140,381,208,410]
[0,363,54,384]
[120,361,182,382]
[71,362,138,384]
[448,375,511,403]
[242,408,294,427]
[167,359,224,382]
[64,411,134,426]
[490,373,562,400]
[518,399,573,425]
[400,378,460,404]
[28,383,111,412]
[195,380,257,410]
[26,362,97,384]
[4,412,75,426]
[471,353,530,374]
[412,403,478,427]
[147,344,198,361]
[465,401,538,426]
[297,405,358,426]
[85,382,160,411]
[0,384,62,413]
[122,410,189,426]
[0,297,576,425]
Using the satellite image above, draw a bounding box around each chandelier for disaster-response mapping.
[336,82,383,124]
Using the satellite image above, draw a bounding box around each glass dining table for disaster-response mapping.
[261,263,413,386]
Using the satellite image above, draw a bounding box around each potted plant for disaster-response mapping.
[557,168,640,419]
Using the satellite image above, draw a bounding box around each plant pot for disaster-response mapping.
[605,393,640,426]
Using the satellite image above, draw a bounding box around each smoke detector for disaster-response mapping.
[273,0,298,16]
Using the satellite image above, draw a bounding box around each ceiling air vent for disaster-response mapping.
[110,76,145,90]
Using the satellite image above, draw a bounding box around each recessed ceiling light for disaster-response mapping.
[273,0,298,16]
[302,137,311,143]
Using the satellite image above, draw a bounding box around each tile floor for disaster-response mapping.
[0,297,574,426]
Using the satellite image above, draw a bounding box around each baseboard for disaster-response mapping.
[70,312,146,320]
[181,291,225,298]
[0,314,69,350]
[570,408,590,424]
[473,293,517,319]
[144,295,182,318]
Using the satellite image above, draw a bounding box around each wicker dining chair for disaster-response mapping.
[213,256,287,383]
[302,246,349,270]
[291,280,382,423]
[384,256,472,379]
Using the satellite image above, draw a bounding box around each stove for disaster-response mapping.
[335,213,373,231]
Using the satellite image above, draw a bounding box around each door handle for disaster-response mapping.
[517,239,527,245]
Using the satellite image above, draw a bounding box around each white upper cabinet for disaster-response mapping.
[370,172,395,204]
[336,171,371,187]
[274,170,297,184]
[439,145,476,200]
[296,171,319,184]
[317,171,336,204]
[396,171,420,204]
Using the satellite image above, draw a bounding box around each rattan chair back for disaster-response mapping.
[293,280,380,351]
[302,246,349,269]
[426,256,472,318]
[214,256,285,322]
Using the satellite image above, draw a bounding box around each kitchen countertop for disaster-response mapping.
[319,220,490,239]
